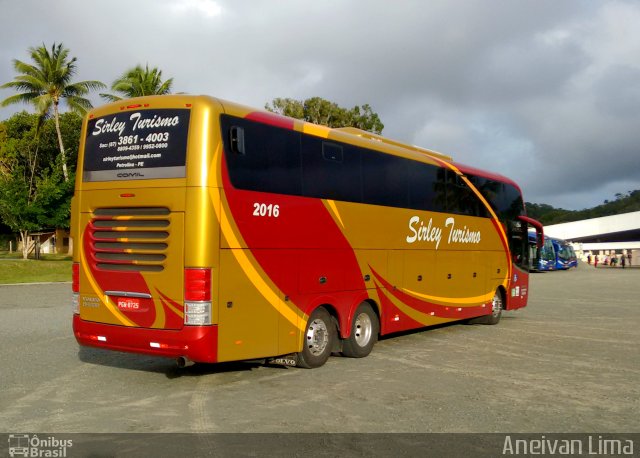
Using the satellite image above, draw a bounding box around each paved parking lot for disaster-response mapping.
[0,263,638,435]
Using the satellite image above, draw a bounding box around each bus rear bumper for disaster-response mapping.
[73,315,218,363]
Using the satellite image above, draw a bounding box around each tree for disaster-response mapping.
[38,111,83,176]
[100,64,173,101]
[0,112,74,258]
[265,96,384,134]
[1,42,105,182]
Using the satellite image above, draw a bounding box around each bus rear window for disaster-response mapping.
[83,109,190,182]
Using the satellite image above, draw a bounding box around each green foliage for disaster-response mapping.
[1,42,105,116]
[527,190,640,224]
[0,111,35,173]
[101,64,173,102]
[1,42,105,181]
[0,111,81,180]
[265,96,384,134]
[0,159,71,232]
[38,111,82,174]
[0,112,74,242]
[0,167,42,234]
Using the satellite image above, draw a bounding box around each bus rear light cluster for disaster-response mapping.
[185,268,211,301]
[72,263,80,292]
[184,302,212,326]
[184,268,212,325]
[72,263,80,314]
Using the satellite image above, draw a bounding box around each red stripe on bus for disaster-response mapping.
[220,155,366,316]
[83,224,156,328]
[245,111,295,130]
[370,267,490,319]
[374,283,424,334]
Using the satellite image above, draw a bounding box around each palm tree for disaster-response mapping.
[100,64,173,102]
[1,43,105,182]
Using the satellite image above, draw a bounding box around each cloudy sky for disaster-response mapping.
[2,0,639,210]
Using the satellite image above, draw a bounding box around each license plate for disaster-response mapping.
[117,297,141,311]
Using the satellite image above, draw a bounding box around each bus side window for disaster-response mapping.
[508,220,529,269]
[301,136,361,202]
[363,151,408,208]
[323,142,343,162]
[222,115,302,196]
[230,126,245,154]
[407,163,444,212]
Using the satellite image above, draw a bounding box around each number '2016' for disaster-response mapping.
[253,203,280,218]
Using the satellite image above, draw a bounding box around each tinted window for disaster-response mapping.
[508,218,530,269]
[501,184,525,219]
[408,162,446,212]
[446,171,468,215]
[433,169,485,217]
[301,135,362,202]
[221,115,301,195]
[455,174,490,217]
[220,115,518,219]
[362,151,409,208]
[472,176,500,213]
[323,142,343,162]
[469,175,524,220]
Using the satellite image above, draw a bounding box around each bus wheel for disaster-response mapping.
[470,289,503,325]
[296,307,336,369]
[487,289,504,324]
[341,303,379,358]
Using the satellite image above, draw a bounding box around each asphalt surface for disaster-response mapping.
[0,263,638,434]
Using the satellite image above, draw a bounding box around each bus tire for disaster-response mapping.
[470,288,503,325]
[341,303,379,358]
[296,307,336,369]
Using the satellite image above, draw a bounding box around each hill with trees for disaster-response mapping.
[526,190,640,225]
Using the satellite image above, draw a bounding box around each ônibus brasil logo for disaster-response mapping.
[8,434,73,457]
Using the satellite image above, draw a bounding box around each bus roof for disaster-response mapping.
[334,127,453,162]
[89,94,522,190]
[454,162,521,191]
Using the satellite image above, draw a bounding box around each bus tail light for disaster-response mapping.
[72,263,79,314]
[184,268,212,326]
[184,302,211,325]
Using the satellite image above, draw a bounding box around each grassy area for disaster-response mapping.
[0,252,72,284]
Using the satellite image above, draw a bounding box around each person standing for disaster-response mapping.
[621,254,626,269]
[594,255,599,268]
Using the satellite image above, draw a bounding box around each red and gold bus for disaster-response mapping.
[71,95,543,368]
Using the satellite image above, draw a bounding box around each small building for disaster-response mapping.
[16,229,71,256]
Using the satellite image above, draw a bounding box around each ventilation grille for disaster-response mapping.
[89,207,170,272]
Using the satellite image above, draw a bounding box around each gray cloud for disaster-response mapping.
[1,0,638,210]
